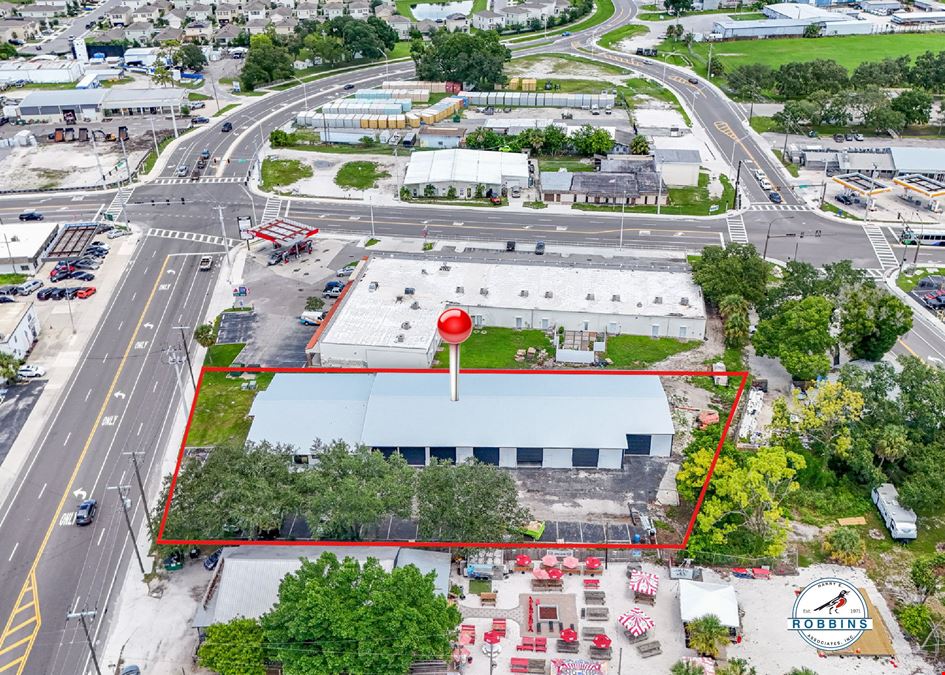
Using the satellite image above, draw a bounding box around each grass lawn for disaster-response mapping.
[819,201,862,220]
[468,579,492,595]
[366,237,380,246]
[897,267,937,293]
[433,328,553,369]
[604,335,699,368]
[101,77,135,88]
[597,23,649,50]
[213,103,240,117]
[729,11,766,20]
[539,156,594,172]
[284,139,398,155]
[204,343,247,368]
[618,79,691,126]
[260,158,313,192]
[0,273,27,285]
[749,116,780,134]
[188,92,212,101]
[773,149,799,177]
[334,160,390,189]
[574,172,733,216]
[507,0,615,42]
[388,40,412,59]
[187,370,275,447]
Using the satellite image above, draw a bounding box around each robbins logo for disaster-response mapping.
[787,578,874,651]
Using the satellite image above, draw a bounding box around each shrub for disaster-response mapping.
[305,296,324,311]
[821,527,865,565]
[896,603,936,641]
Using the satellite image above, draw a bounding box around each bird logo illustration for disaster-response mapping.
[813,590,849,614]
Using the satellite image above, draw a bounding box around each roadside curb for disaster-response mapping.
[885,267,945,346]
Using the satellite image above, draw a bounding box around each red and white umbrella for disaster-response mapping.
[584,556,601,570]
[547,568,564,581]
[484,630,501,645]
[541,554,558,568]
[532,568,550,580]
[560,627,578,643]
[617,607,655,637]
[515,553,533,567]
[562,555,579,569]
[628,571,660,596]
[592,633,612,649]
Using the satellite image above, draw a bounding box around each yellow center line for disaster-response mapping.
[897,338,919,357]
[0,256,171,674]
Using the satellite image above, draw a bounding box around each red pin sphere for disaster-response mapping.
[437,308,472,345]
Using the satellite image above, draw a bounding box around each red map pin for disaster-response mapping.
[437,308,472,402]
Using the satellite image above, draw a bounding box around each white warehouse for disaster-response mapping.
[247,371,676,467]
[310,257,706,369]
[402,149,529,199]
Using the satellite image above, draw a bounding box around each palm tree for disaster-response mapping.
[718,659,757,675]
[785,669,818,675]
[718,293,751,348]
[630,134,650,155]
[686,614,731,659]
[670,660,705,675]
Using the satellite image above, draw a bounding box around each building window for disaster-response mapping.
[398,447,426,466]
[374,447,397,459]
[472,314,484,327]
[625,435,652,455]
[293,453,310,465]
[651,324,660,338]
[540,318,549,329]
[429,447,456,463]
[678,325,687,339]
[582,321,589,331]
[516,447,543,467]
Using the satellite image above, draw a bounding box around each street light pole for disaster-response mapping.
[763,215,795,259]
[216,205,232,284]
[619,191,625,248]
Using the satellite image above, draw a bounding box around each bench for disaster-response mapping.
[583,607,610,622]
[582,578,600,589]
[459,624,476,645]
[584,590,606,605]
[583,566,603,576]
[634,591,656,606]
[589,646,613,661]
[637,641,662,658]
[582,627,605,640]
[531,579,563,592]
[480,592,497,607]
[517,637,546,652]
[556,639,580,653]
[623,630,648,644]
[492,618,507,637]
[510,658,546,674]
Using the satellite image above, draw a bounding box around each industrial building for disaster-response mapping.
[891,8,945,22]
[0,222,59,275]
[310,257,705,368]
[0,58,84,85]
[858,0,901,14]
[653,147,702,187]
[402,149,529,198]
[246,371,676,466]
[15,87,187,122]
[0,302,40,361]
[712,3,872,38]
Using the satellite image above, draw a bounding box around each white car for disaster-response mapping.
[760,179,773,191]
[106,228,131,239]
[336,267,354,277]
[17,364,46,379]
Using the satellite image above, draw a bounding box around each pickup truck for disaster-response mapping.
[198,256,213,271]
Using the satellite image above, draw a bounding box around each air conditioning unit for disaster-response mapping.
[395,334,405,342]
[680,297,689,306]
[411,301,420,309]
[456,286,464,294]
[480,288,489,296]
[421,269,428,275]
[369,281,379,291]
[612,294,621,302]
[544,291,553,298]
[654,296,663,304]
[395,295,403,303]
[401,321,411,330]
[439,264,451,272]
[404,287,415,295]
[586,293,595,301]
[520,289,529,297]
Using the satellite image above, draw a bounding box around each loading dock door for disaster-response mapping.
[624,435,652,455]
[398,447,426,466]
[375,447,397,459]
[516,447,543,467]
[572,448,600,467]
[473,447,500,465]
[429,447,456,464]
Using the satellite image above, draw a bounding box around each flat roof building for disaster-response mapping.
[0,222,59,275]
[0,301,39,361]
[247,371,675,467]
[0,58,84,84]
[891,8,945,21]
[311,257,705,369]
[402,149,528,198]
[16,87,187,122]
[713,4,872,38]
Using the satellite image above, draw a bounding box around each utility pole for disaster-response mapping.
[124,451,155,541]
[706,41,713,81]
[369,196,375,238]
[65,609,101,675]
[170,107,179,138]
[216,205,232,284]
[209,73,221,113]
[172,325,196,389]
[619,190,625,248]
[732,159,743,209]
[148,116,160,157]
[119,135,132,185]
[89,131,107,189]
[107,485,146,575]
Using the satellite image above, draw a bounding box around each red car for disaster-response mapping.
[76,287,96,299]
[50,265,75,281]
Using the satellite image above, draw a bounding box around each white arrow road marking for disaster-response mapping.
[73,488,87,500]
[144,322,154,329]
[113,391,126,400]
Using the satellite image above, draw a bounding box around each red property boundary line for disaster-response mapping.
[157,367,749,550]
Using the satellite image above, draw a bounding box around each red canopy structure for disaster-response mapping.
[532,568,550,580]
[592,634,612,649]
[560,628,578,643]
[628,571,660,596]
[248,217,319,245]
[515,554,533,567]
[562,556,579,570]
[541,554,558,568]
[584,556,601,570]
[484,631,501,645]
[617,607,655,637]
[547,568,564,581]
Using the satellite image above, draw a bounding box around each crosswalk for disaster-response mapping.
[151,176,246,185]
[862,223,899,269]
[748,203,811,212]
[147,227,239,247]
[261,196,284,223]
[726,213,748,245]
[104,186,134,221]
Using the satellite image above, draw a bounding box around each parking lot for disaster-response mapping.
[0,381,45,466]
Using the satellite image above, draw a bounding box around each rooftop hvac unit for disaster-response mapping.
[369,281,379,291]
[421,269,428,275]
[680,297,689,306]
[612,294,621,302]
[520,290,528,297]
[544,291,553,298]
[480,288,489,296]
[411,301,420,309]
[405,287,415,295]
[654,296,663,304]
[455,286,464,294]
[401,321,411,330]
[395,295,403,303]
[396,334,405,342]
[637,302,643,308]
[439,264,451,272]
[586,293,595,301]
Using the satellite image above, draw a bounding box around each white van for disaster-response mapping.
[872,483,917,540]
[299,310,325,326]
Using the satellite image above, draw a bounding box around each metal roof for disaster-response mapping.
[890,147,945,174]
[654,148,701,164]
[404,149,529,186]
[18,89,106,108]
[102,88,186,108]
[248,372,675,451]
[539,170,574,191]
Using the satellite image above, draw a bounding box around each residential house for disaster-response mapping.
[88,26,127,41]
[500,5,530,26]
[105,7,132,25]
[374,4,393,17]
[186,3,211,21]
[521,0,553,19]
[163,7,185,26]
[415,17,437,32]
[322,1,344,18]
[384,13,411,38]
[119,0,149,9]
[213,22,243,42]
[445,12,468,30]
[18,5,62,20]
[184,20,213,39]
[215,5,237,22]
[124,21,156,41]
[245,17,270,32]
[552,0,570,15]
[273,16,297,32]
[0,3,16,19]
[243,0,268,19]
[294,2,318,19]
[152,0,173,13]
[272,0,296,7]
[270,5,293,21]
[0,18,39,41]
[347,1,370,18]
[153,25,183,42]
[217,0,244,7]
[131,4,160,22]
[472,9,505,29]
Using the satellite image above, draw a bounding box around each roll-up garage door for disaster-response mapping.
[375,447,397,459]
[429,447,456,463]
[624,435,652,455]
[516,447,543,467]
[572,448,600,467]
[473,447,500,465]
[398,447,426,466]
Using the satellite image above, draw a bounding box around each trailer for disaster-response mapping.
[872,483,917,540]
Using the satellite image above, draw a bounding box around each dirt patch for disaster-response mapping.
[506,56,629,84]
[266,148,407,200]
[0,142,146,189]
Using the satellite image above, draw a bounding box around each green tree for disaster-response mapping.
[413,30,510,88]
[671,661,706,675]
[241,34,293,91]
[726,63,773,100]
[176,43,207,71]
[838,283,912,361]
[687,615,730,658]
[891,88,933,127]
[910,553,945,601]
[571,125,613,156]
[424,184,436,198]
[304,34,346,66]
[717,659,757,675]
[803,23,822,38]
[821,526,865,565]
[909,50,945,92]
[446,185,457,199]
[718,294,751,349]
[269,129,291,147]
[873,424,909,467]
[692,244,767,306]
[895,603,936,641]
[773,99,819,131]
[296,442,415,540]
[865,104,906,134]
[305,296,324,311]
[629,134,650,155]
[853,56,911,88]
[542,124,569,155]
[194,323,216,348]
[774,381,864,460]
[197,618,266,675]
[900,442,945,513]
[663,0,694,15]
[261,552,461,675]
[151,64,173,87]
[0,352,21,383]
[753,296,834,381]
[786,670,819,675]
[417,459,530,542]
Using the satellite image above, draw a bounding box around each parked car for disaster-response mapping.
[833,133,844,143]
[16,279,42,295]
[323,280,345,292]
[221,121,233,132]
[267,249,288,266]
[0,296,14,304]
[323,286,343,299]
[74,259,100,270]
[844,132,854,141]
[204,548,223,570]
[510,186,522,198]
[18,210,43,221]
[76,286,97,299]
[535,241,546,255]
[336,266,354,277]
[75,499,97,526]
[836,194,853,205]
[299,310,325,326]
[190,101,205,110]
[36,287,56,300]
[70,271,94,281]
[191,116,210,125]
[768,191,783,204]
[107,228,131,239]
[0,285,18,296]
[17,364,45,378]
[854,133,864,142]
[63,287,81,300]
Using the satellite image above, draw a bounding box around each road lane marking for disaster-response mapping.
[36,484,45,500]
[96,529,105,547]
[84,389,91,402]
[7,544,16,562]
[0,256,171,675]
[62,433,70,447]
